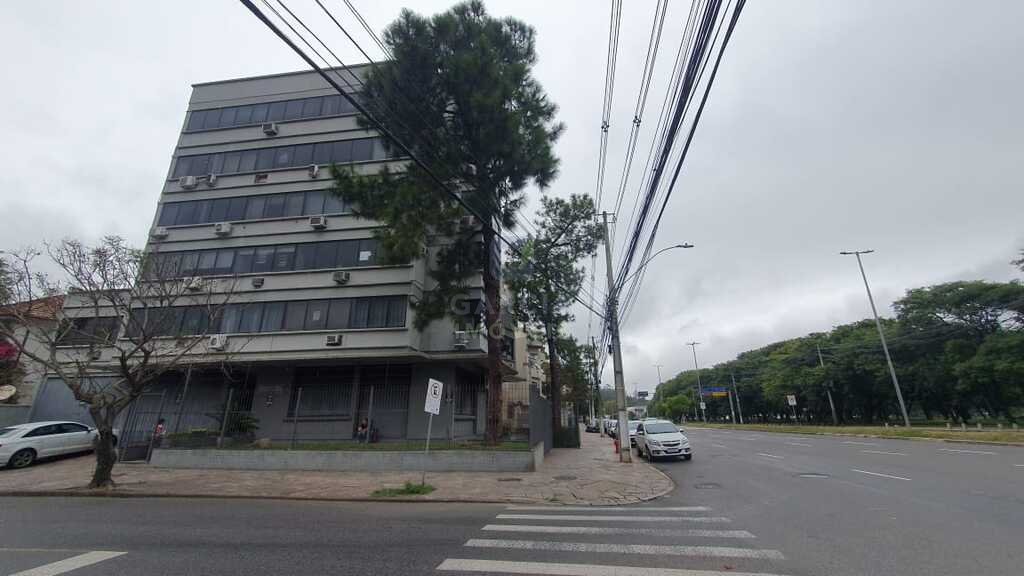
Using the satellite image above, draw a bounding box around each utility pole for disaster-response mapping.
[727,389,737,423]
[601,212,631,462]
[840,250,911,427]
[592,336,605,438]
[686,342,706,422]
[816,343,839,426]
[653,364,664,387]
[730,372,744,424]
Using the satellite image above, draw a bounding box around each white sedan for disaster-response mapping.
[0,421,108,469]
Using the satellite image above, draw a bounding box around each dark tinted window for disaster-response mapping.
[357,238,377,266]
[209,198,230,222]
[235,105,253,125]
[301,97,322,118]
[187,110,206,131]
[293,144,314,166]
[245,196,266,220]
[352,139,373,161]
[284,193,304,217]
[327,299,350,329]
[264,195,285,218]
[252,103,270,123]
[305,300,328,330]
[175,202,196,225]
[252,247,274,273]
[226,198,247,221]
[202,109,222,129]
[303,190,325,215]
[273,146,294,169]
[295,244,317,270]
[221,305,242,334]
[284,302,307,331]
[58,423,89,434]
[367,298,388,328]
[238,303,264,333]
[26,424,60,438]
[272,245,295,271]
[261,302,285,333]
[158,203,179,226]
[267,101,286,122]
[196,251,217,275]
[387,297,406,327]
[332,140,353,164]
[222,152,241,174]
[314,242,338,269]
[233,248,254,274]
[255,148,275,170]
[194,200,211,224]
[214,250,235,275]
[179,252,199,275]
[323,191,345,214]
[284,99,303,120]
[350,298,370,329]
[312,142,332,164]
[337,241,358,268]
[218,107,237,128]
[239,150,258,172]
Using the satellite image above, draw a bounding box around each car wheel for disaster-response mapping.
[9,449,36,469]
[645,447,653,461]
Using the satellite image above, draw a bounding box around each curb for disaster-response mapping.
[0,489,518,505]
[691,426,1024,447]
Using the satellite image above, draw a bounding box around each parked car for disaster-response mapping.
[585,420,601,433]
[0,421,114,469]
[634,419,692,461]
[627,420,640,447]
[607,420,618,438]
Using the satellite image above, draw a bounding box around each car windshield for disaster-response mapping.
[628,422,639,430]
[0,427,21,437]
[644,423,678,434]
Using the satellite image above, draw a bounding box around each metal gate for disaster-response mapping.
[118,391,166,462]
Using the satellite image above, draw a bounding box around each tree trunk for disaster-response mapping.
[483,227,503,445]
[545,320,562,435]
[89,410,118,489]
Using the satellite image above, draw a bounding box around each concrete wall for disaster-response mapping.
[0,405,30,427]
[150,446,535,472]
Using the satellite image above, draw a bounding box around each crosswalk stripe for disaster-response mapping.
[505,506,711,512]
[464,539,785,560]
[437,558,792,576]
[482,525,755,538]
[496,514,730,523]
[9,551,126,576]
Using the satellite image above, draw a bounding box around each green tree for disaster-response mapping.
[505,195,601,431]
[332,1,563,443]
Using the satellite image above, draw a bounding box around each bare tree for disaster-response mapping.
[0,237,245,488]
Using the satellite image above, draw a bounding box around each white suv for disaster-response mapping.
[635,419,692,461]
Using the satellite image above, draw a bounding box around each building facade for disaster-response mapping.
[124,67,497,445]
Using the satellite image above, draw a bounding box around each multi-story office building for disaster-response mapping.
[129,67,495,444]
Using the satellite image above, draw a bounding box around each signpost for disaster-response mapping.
[637,391,649,399]
[422,378,443,485]
[786,394,798,422]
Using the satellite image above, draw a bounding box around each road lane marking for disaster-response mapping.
[842,441,878,446]
[9,551,126,576]
[1016,464,1024,467]
[482,525,755,538]
[938,448,997,455]
[757,453,783,459]
[505,506,710,512]
[785,442,812,447]
[437,558,793,576]
[851,468,911,481]
[711,443,728,448]
[739,436,762,440]
[464,539,785,560]
[861,450,907,456]
[496,514,730,523]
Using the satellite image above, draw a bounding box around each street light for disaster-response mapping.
[618,244,694,289]
[686,342,706,423]
[840,249,910,427]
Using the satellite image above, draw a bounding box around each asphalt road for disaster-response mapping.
[645,427,1024,576]
[1,430,1021,576]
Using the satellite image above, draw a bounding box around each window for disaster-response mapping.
[453,373,478,416]
[313,242,338,269]
[358,238,377,266]
[252,247,275,273]
[303,191,324,215]
[181,307,209,335]
[295,243,317,270]
[233,248,254,274]
[173,138,389,177]
[238,303,264,333]
[252,103,270,123]
[26,424,60,438]
[218,107,237,127]
[59,422,89,433]
[301,97,322,118]
[196,251,217,276]
[326,299,350,329]
[386,297,407,327]
[337,241,358,268]
[323,191,345,214]
[264,195,285,218]
[214,250,235,275]
[350,298,370,329]
[194,200,211,224]
[58,316,120,346]
[158,203,179,226]
[267,101,286,122]
[235,105,253,125]
[306,300,328,330]
[221,304,242,334]
[284,302,307,331]
[187,110,206,131]
[245,196,266,220]
[179,252,199,276]
[288,367,354,418]
[260,302,285,332]
[209,198,230,222]
[175,202,196,226]
[284,192,304,217]
[202,109,222,129]
[272,245,295,271]
[284,99,303,120]
[367,298,388,329]
[226,197,247,221]
[322,95,341,115]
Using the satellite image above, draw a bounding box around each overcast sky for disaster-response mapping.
[2,1,1021,394]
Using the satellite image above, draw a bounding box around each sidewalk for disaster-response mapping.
[0,431,673,505]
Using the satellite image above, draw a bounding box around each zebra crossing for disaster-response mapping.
[436,504,797,576]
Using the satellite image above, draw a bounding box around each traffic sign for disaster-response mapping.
[699,401,707,410]
[637,391,649,399]
[786,394,797,407]
[425,378,444,415]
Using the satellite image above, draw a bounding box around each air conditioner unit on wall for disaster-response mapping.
[182,277,203,292]
[453,330,470,350]
[213,222,233,236]
[332,271,351,285]
[308,164,320,179]
[324,334,343,347]
[205,174,218,187]
[151,227,169,239]
[179,175,198,189]
[262,122,278,136]
[309,215,328,230]
[208,334,228,351]
[251,277,265,289]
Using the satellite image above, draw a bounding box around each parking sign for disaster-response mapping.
[424,378,444,415]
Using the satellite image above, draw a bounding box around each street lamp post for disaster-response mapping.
[686,342,706,422]
[600,212,693,462]
[840,249,910,427]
